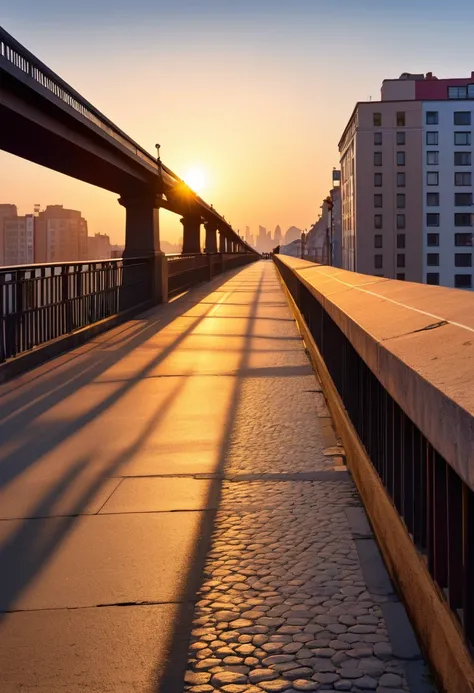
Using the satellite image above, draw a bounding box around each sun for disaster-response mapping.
[183,167,206,194]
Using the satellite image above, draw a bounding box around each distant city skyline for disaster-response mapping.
[3,1,474,245]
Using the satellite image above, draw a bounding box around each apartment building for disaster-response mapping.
[35,205,88,263]
[338,72,474,289]
[88,233,111,260]
[0,205,35,266]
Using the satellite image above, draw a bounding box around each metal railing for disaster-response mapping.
[274,254,474,653]
[0,258,152,361]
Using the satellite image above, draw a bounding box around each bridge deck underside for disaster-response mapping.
[0,263,433,692]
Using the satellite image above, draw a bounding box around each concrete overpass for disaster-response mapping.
[0,26,257,300]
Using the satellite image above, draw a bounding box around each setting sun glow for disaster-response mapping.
[183,167,206,194]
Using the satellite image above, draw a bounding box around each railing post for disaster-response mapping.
[0,273,5,363]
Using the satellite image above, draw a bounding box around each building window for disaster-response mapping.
[396,273,406,280]
[397,172,406,187]
[399,214,407,232]
[373,112,382,126]
[455,213,472,226]
[397,112,406,126]
[454,131,471,145]
[427,171,439,186]
[427,233,439,246]
[374,214,383,229]
[454,152,471,166]
[397,254,406,268]
[426,151,439,165]
[455,232,473,246]
[427,253,439,266]
[426,131,438,145]
[396,151,405,166]
[397,131,406,145]
[455,192,473,206]
[374,254,383,269]
[397,234,406,249]
[374,172,383,186]
[374,194,383,208]
[374,234,383,248]
[426,273,440,285]
[455,172,472,186]
[426,111,438,125]
[454,111,471,125]
[374,132,382,145]
[449,87,468,100]
[396,194,406,209]
[374,151,382,166]
[454,274,472,288]
[455,253,472,267]
[427,193,440,206]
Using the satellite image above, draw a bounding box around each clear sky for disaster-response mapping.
[2,0,474,245]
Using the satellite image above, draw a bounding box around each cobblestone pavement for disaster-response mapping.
[183,263,434,693]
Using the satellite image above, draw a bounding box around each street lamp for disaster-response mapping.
[301,229,307,259]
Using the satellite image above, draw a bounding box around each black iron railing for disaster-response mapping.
[274,254,474,652]
[0,257,152,361]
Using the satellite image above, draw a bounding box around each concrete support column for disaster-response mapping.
[119,193,168,305]
[181,215,202,254]
[218,229,226,253]
[204,221,218,254]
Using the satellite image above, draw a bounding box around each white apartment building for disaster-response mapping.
[339,72,474,289]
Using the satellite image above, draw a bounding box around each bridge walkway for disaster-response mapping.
[0,262,432,692]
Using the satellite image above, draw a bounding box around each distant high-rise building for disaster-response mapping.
[274,225,282,243]
[339,70,474,289]
[1,211,34,266]
[285,226,302,244]
[257,225,271,252]
[0,204,18,265]
[88,233,111,260]
[35,205,88,263]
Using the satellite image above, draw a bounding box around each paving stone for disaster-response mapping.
[312,672,340,684]
[185,671,212,685]
[378,673,403,687]
[211,671,248,686]
[249,668,278,683]
[334,681,352,691]
[292,680,320,691]
[338,667,363,679]
[285,667,314,680]
[194,658,221,670]
[373,643,393,661]
[258,680,294,692]
[263,654,294,666]
[229,619,253,629]
[354,675,378,689]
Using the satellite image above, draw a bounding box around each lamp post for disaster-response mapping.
[301,230,307,259]
[324,195,334,266]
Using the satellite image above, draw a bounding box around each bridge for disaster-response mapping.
[1,27,474,693]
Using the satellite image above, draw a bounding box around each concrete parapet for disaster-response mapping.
[276,255,474,492]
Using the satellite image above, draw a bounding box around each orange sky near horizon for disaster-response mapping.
[2,2,474,246]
